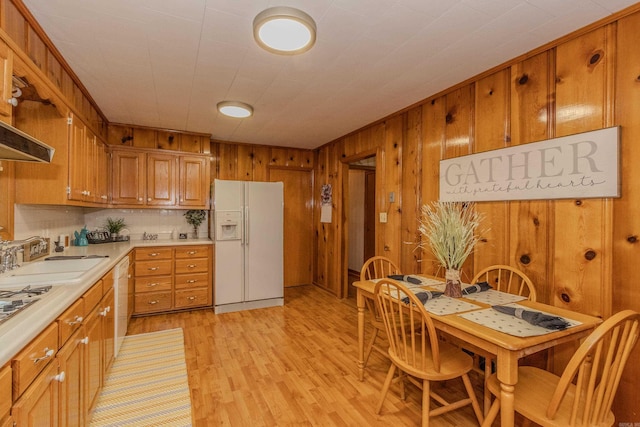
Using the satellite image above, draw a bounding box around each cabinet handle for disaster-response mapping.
[187,296,196,301]
[187,264,196,268]
[147,282,159,287]
[54,371,66,383]
[101,195,108,200]
[148,267,159,271]
[80,337,89,345]
[148,253,159,257]
[148,300,159,305]
[66,315,83,326]
[187,279,197,284]
[33,348,54,364]
[99,306,110,316]
[187,251,197,255]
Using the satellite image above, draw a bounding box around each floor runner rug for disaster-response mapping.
[90,328,193,426]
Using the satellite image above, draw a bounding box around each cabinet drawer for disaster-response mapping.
[135,247,172,260]
[12,322,58,400]
[135,275,173,293]
[175,257,208,274]
[0,364,11,418]
[135,259,173,276]
[134,292,172,313]
[83,280,103,316]
[175,288,211,309]
[57,298,84,345]
[175,245,209,259]
[175,272,209,289]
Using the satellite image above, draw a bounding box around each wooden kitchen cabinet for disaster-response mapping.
[11,360,61,427]
[12,322,59,400]
[133,245,213,315]
[68,115,109,204]
[179,155,210,207]
[0,364,11,423]
[111,146,209,209]
[57,328,85,427]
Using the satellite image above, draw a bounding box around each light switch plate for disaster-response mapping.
[380,212,387,223]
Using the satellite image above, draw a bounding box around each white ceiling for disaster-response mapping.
[21,0,637,150]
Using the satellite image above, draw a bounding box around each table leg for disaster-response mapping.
[356,289,365,381]
[496,349,518,427]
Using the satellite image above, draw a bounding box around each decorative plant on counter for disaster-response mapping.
[418,201,485,298]
[184,209,206,238]
[104,217,127,238]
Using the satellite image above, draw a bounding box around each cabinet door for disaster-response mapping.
[96,143,109,204]
[101,288,115,374]
[146,153,177,206]
[67,117,86,202]
[179,155,209,207]
[84,307,102,414]
[11,361,60,427]
[57,329,85,427]
[0,40,13,119]
[111,149,145,205]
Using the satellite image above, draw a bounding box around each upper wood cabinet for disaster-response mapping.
[67,115,109,204]
[111,147,209,209]
[0,40,13,119]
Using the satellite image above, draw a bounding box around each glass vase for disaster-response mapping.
[444,268,463,298]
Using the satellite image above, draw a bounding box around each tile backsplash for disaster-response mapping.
[14,205,209,244]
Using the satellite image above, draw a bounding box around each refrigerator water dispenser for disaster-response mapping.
[215,210,242,240]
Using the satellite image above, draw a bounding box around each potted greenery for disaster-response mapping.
[105,217,127,240]
[184,210,206,238]
[418,202,484,297]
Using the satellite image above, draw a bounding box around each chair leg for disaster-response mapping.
[364,328,379,366]
[481,399,500,427]
[461,373,484,425]
[376,363,396,414]
[422,379,431,427]
[484,359,492,416]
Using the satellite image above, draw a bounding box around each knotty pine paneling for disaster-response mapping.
[252,146,269,182]
[237,144,254,181]
[217,143,238,180]
[380,116,403,268]
[314,145,330,291]
[553,27,612,319]
[444,85,475,280]
[473,69,510,271]
[401,107,421,274]
[508,52,553,304]
[420,97,446,276]
[612,12,640,419]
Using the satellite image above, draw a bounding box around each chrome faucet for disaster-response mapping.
[0,236,46,273]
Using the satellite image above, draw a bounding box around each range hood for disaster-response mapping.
[0,119,54,163]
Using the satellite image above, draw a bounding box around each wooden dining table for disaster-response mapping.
[353,276,602,427]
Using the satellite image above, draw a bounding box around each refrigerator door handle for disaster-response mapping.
[244,206,249,245]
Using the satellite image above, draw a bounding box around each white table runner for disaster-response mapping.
[458,303,582,337]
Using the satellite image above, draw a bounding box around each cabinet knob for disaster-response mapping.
[147,197,152,202]
[138,197,143,201]
[80,337,89,345]
[33,348,54,364]
[54,371,66,383]
[66,315,83,326]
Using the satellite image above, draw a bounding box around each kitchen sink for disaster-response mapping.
[0,257,108,286]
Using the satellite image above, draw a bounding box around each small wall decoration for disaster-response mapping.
[320,184,332,223]
[439,127,620,202]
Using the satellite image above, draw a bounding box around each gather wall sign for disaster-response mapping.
[439,127,620,202]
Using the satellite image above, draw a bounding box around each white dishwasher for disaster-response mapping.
[114,255,130,357]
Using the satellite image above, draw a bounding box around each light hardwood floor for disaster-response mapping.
[127,285,488,426]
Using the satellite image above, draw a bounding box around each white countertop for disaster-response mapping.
[0,238,213,366]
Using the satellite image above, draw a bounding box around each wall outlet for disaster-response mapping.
[379,212,388,223]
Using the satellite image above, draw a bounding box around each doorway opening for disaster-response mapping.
[346,155,376,298]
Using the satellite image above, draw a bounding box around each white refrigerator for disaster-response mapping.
[213,179,284,313]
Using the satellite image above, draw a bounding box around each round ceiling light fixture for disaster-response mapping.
[217,101,253,118]
[253,6,316,55]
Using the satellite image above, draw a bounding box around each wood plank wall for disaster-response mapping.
[313,5,640,421]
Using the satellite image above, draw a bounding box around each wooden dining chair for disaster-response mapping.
[483,309,639,427]
[466,264,537,415]
[359,256,401,368]
[374,279,484,426]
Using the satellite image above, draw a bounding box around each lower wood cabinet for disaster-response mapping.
[134,244,212,315]
[8,264,122,427]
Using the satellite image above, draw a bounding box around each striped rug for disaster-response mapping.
[90,328,193,427]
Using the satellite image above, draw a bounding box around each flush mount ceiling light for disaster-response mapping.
[217,101,253,118]
[253,6,316,55]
